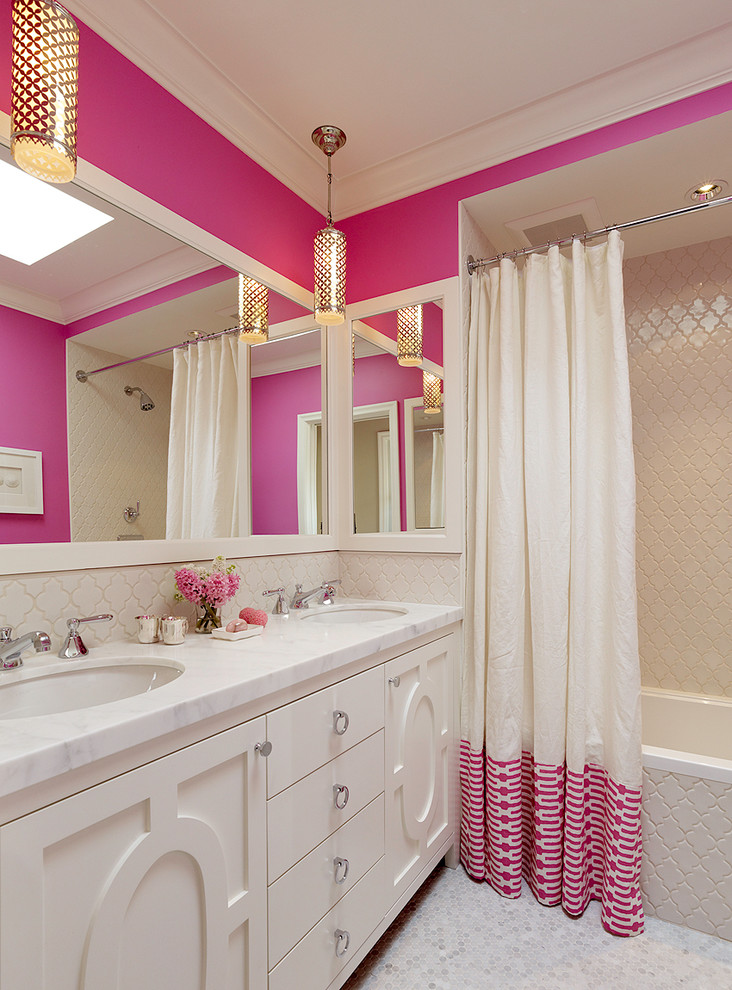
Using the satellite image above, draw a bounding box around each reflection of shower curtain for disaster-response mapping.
[461,231,643,936]
[166,336,241,539]
[429,430,444,527]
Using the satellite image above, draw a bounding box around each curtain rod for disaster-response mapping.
[466,193,732,275]
[75,326,239,382]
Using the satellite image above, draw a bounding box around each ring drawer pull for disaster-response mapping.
[254,740,272,757]
[334,929,350,957]
[388,675,401,687]
[333,784,350,810]
[333,856,350,884]
[333,710,350,735]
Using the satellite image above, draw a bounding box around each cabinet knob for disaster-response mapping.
[332,709,350,735]
[254,740,272,757]
[333,856,350,884]
[388,675,401,687]
[334,929,350,957]
[333,783,350,810]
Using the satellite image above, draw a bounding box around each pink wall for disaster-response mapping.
[251,365,322,535]
[0,305,70,543]
[0,15,321,290]
[341,82,732,302]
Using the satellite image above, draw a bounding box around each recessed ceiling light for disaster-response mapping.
[686,179,728,204]
[0,159,113,265]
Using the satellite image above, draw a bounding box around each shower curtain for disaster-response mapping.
[166,336,241,539]
[461,231,644,936]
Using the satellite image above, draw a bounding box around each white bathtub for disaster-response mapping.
[640,687,732,941]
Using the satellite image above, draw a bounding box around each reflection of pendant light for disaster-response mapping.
[423,372,442,414]
[11,0,79,184]
[397,305,423,366]
[312,125,347,326]
[238,274,269,344]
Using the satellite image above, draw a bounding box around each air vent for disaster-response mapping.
[522,214,587,245]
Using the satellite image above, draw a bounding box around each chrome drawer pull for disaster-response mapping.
[333,856,350,884]
[334,929,350,957]
[333,709,350,735]
[333,784,349,810]
[254,740,272,757]
[388,675,401,687]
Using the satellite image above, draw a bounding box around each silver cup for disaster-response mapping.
[135,614,160,644]
[160,615,189,645]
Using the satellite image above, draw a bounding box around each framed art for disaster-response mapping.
[0,447,43,514]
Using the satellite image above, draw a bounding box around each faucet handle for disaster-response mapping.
[0,626,12,642]
[263,588,289,616]
[321,579,341,604]
[59,614,113,659]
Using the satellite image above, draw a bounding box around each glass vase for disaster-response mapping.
[195,600,222,634]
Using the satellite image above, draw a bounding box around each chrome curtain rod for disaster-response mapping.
[466,193,732,275]
[75,326,239,382]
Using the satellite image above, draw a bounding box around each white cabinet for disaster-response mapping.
[0,626,458,990]
[385,635,454,904]
[0,718,268,990]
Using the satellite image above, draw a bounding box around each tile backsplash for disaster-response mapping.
[0,550,462,653]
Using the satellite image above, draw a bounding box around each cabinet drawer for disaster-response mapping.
[268,731,384,883]
[268,794,384,968]
[268,857,385,990]
[267,665,384,797]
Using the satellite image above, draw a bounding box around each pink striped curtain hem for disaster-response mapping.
[460,741,644,936]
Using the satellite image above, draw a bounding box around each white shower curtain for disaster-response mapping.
[429,430,445,527]
[461,231,644,936]
[166,336,241,539]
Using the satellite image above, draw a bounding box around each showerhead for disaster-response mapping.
[124,385,155,411]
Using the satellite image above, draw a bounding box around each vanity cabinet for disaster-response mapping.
[0,627,458,990]
[0,717,269,990]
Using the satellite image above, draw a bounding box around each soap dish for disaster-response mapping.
[211,625,263,642]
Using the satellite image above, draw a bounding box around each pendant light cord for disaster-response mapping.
[326,153,333,226]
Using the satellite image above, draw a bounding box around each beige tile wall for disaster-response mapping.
[626,236,731,697]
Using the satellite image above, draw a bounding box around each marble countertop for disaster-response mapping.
[0,600,461,801]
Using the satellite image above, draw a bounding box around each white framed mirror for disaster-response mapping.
[0,116,336,575]
[339,278,462,553]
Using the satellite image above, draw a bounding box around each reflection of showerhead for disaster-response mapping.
[124,385,155,411]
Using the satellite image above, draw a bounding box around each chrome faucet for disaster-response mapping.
[58,614,114,659]
[0,627,52,670]
[291,579,341,610]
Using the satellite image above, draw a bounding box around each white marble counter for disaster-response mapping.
[0,600,461,802]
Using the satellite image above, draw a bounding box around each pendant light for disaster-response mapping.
[423,372,442,414]
[238,274,269,344]
[312,125,347,325]
[11,0,79,184]
[397,305,423,366]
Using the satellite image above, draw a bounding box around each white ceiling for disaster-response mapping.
[65,0,732,217]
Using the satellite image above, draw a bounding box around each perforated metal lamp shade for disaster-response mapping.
[238,274,269,344]
[11,0,79,184]
[423,372,442,414]
[397,305,423,366]
[314,225,346,325]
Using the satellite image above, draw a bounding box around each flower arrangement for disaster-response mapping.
[174,556,240,633]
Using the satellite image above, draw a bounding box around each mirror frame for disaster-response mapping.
[340,279,463,553]
[0,112,337,574]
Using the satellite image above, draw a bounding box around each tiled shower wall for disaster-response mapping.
[0,551,462,652]
[625,236,731,697]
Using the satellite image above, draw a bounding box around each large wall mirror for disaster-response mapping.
[0,134,329,572]
[343,280,462,553]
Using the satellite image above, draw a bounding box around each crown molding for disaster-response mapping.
[65,2,732,219]
[0,281,64,322]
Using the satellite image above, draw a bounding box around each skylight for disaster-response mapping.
[0,159,114,265]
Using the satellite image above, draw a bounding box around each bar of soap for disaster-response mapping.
[211,625,263,642]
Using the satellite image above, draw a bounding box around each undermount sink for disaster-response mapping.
[0,659,184,719]
[298,604,409,624]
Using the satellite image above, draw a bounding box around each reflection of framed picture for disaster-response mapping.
[0,446,43,514]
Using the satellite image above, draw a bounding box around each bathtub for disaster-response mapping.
[640,687,732,941]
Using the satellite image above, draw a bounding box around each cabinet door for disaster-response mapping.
[385,634,454,903]
[0,719,268,990]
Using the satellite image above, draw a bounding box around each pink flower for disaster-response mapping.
[203,571,240,608]
[175,567,204,604]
